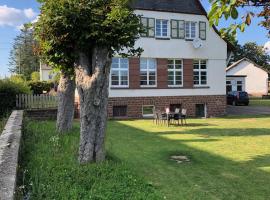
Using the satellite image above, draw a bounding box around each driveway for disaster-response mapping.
[227,105,270,115]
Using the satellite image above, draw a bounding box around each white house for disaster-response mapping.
[226,58,269,96]
[40,0,230,118]
[40,63,56,81]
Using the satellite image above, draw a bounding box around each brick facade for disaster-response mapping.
[108,95,226,119]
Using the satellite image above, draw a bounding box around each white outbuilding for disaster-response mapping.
[226,58,269,96]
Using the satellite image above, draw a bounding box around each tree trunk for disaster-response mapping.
[75,47,111,164]
[56,72,76,133]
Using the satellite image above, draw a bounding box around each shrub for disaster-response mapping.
[31,72,40,82]
[0,79,31,116]
[28,81,53,94]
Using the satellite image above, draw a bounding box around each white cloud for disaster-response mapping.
[0,5,37,27]
[264,41,270,54]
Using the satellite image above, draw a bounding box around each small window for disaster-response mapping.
[156,19,169,38]
[113,106,127,117]
[193,60,207,86]
[142,105,155,118]
[199,22,206,40]
[170,104,182,112]
[141,17,155,37]
[237,81,243,92]
[185,21,196,40]
[171,20,185,39]
[167,59,183,87]
[196,104,206,118]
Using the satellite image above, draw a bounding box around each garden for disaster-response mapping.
[17,116,270,200]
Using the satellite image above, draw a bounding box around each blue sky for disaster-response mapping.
[0,0,269,77]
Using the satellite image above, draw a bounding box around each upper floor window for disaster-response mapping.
[168,59,183,87]
[171,20,185,39]
[140,58,157,87]
[156,19,169,38]
[111,58,129,87]
[193,60,207,86]
[199,22,206,40]
[185,21,196,40]
[141,17,155,37]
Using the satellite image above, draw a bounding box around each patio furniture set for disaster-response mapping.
[153,108,187,127]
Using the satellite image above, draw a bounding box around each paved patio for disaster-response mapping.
[227,105,270,115]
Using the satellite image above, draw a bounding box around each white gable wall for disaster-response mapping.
[109,10,227,98]
[227,60,268,96]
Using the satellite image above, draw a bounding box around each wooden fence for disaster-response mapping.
[16,94,58,109]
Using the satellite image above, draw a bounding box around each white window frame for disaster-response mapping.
[140,58,157,87]
[185,21,196,40]
[142,105,155,118]
[193,60,208,87]
[167,59,183,87]
[156,19,169,38]
[237,81,243,91]
[110,57,129,88]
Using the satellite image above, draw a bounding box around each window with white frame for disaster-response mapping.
[193,60,207,86]
[140,58,157,87]
[168,59,183,87]
[185,21,196,40]
[156,19,169,38]
[111,58,129,87]
[237,81,243,91]
[142,105,155,118]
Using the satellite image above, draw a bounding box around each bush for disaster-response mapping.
[0,79,31,116]
[28,81,53,94]
[31,72,40,82]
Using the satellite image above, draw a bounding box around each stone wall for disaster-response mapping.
[108,95,226,118]
[0,110,23,200]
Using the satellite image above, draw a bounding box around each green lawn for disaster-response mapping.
[250,99,270,107]
[19,116,270,199]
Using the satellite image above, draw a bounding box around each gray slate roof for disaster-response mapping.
[131,0,207,15]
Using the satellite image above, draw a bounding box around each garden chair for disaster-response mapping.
[181,109,187,125]
[152,108,159,124]
[173,108,181,125]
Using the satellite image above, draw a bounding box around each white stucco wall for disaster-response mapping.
[227,60,269,96]
[109,10,227,98]
[40,69,55,81]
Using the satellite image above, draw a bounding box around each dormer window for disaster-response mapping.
[185,21,196,40]
[156,19,169,38]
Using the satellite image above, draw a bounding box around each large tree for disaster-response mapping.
[9,25,40,80]
[208,0,269,36]
[35,0,142,163]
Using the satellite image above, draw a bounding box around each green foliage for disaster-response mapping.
[208,0,269,35]
[28,81,53,94]
[17,121,162,199]
[9,24,40,80]
[31,72,40,82]
[35,0,143,73]
[0,79,31,116]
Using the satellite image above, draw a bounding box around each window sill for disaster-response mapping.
[155,37,170,40]
[193,86,210,89]
[110,87,129,90]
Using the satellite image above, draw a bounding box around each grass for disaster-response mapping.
[250,99,270,107]
[18,116,270,200]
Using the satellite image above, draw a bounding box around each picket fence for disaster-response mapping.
[16,94,58,109]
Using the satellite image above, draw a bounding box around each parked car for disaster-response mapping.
[227,91,249,106]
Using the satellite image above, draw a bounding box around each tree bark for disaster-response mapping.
[75,47,111,164]
[56,72,76,133]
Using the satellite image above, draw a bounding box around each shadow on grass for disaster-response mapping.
[107,120,270,200]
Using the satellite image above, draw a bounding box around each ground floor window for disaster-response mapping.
[195,104,206,118]
[170,104,182,112]
[142,105,155,118]
[226,81,232,93]
[237,81,243,91]
[113,106,127,117]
